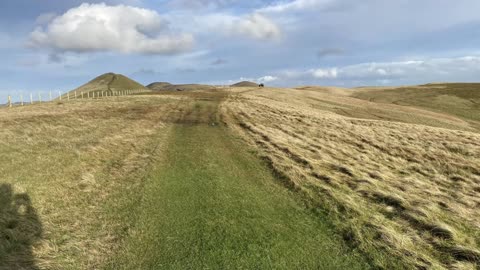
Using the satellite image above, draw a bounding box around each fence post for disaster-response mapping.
[20,94,24,106]
[67,93,70,101]
[8,95,12,108]
[30,93,33,104]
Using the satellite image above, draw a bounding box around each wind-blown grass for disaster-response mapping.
[223,87,480,269]
[106,96,371,269]
[0,96,175,269]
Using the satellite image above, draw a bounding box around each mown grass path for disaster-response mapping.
[106,95,370,269]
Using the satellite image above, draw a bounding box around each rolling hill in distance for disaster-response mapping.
[352,83,480,130]
[69,72,148,95]
[231,81,259,87]
[146,82,173,90]
[147,82,217,91]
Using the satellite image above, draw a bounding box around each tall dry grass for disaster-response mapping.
[0,96,183,269]
[223,87,480,269]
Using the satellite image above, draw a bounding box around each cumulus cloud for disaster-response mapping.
[28,3,194,55]
[197,13,281,40]
[214,75,279,85]
[258,75,278,82]
[281,56,480,84]
[235,13,281,40]
[310,68,338,79]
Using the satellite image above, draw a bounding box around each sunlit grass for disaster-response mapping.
[224,87,480,269]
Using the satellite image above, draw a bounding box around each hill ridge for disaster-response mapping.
[69,73,148,95]
[231,81,258,87]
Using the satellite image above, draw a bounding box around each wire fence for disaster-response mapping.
[1,89,150,108]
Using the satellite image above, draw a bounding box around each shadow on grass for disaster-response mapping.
[0,184,42,269]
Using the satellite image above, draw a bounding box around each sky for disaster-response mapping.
[1,0,480,98]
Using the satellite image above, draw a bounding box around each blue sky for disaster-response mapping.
[1,0,480,99]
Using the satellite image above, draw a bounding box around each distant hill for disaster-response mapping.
[147,82,217,92]
[351,83,480,129]
[147,82,173,91]
[231,81,258,87]
[70,73,148,95]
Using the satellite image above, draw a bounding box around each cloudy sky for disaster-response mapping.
[1,0,480,97]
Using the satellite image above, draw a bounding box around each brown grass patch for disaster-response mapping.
[223,87,480,269]
[0,96,182,269]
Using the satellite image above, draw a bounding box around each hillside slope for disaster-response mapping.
[247,86,476,132]
[231,81,259,87]
[146,82,172,90]
[147,82,217,91]
[351,83,480,130]
[224,87,480,269]
[0,92,372,269]
[70,73,148,95]
[106,93,370,269]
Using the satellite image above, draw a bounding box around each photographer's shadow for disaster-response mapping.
[0,184,42,270]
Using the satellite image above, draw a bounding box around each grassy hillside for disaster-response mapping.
[70,73,148,95]
[352,83,480,130]
[106,93,370,269]
[1,85,478,269]
[224,87,480,269]
[147,82,218,92]
[231,81,259,87]
[0,92,372,269]
[249,86,477,132]
[0,96,173,269]
[146,82,172,90]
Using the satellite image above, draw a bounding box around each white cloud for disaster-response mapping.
[196,13,281,40]
[28,3,194,55]
[310,68,338,79]
[235,13,281,40]
[209,75,279,85]
[275,56,480,85]
[258,75,278,82]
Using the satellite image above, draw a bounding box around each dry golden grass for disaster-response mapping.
[0,96,184,269]
[223,87,480,269]
[352,83,480,131]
